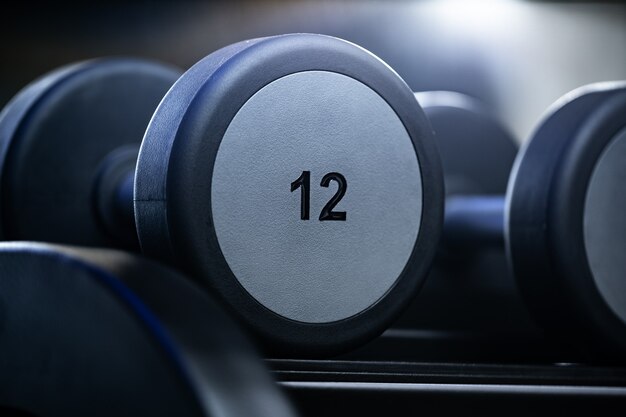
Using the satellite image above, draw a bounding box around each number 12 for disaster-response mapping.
[290,171,347,221]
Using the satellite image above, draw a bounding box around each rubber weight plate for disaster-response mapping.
[0,242,295,417]
[0,59,181,247]
[135,34,443,355]
[508,82,626,358]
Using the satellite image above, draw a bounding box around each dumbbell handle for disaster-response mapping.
[443,195,505,250]
[94,148,138,245]
[115,172,136,231]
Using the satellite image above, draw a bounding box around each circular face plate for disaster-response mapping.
[211,71,422,323]
[584,126,626,324]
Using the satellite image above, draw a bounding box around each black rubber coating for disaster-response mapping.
[135,34,444,356]
[0,59,181,248]
[0,242,296,417]
[507,82,626,359]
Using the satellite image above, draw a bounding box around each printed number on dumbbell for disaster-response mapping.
[291,171,347,221]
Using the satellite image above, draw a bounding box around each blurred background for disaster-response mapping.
[2,0,625,145]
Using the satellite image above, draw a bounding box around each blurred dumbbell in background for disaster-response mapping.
[350,84,626,363]
[384,90,536,362]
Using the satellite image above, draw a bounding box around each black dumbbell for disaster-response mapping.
[0,34,444,356]
[388,91,546,362]
[417,84,626,359]
[0,242,296,417]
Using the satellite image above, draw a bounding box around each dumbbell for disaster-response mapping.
[416,84,626,359]
[0,34,444,356]
[0,242,296,417]
[388,91,544,362]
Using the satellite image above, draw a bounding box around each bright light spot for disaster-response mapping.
[424,0,523,39]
